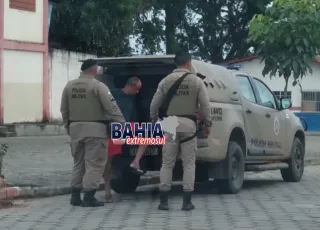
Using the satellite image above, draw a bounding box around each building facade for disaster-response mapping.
[0,0,49,124]
[221,56,320,112]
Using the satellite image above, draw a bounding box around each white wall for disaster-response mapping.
[3,50,43,123]
[49,49,96,120]
[3,0,43,43]
[234,58,320,110]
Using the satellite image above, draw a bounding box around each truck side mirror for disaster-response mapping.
[279,97,292,110]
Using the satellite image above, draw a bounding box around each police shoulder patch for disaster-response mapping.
[107,91,115,101]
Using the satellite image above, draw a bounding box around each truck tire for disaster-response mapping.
[281,138,304,182]
[110,167,140,194]
[216,141,245,194]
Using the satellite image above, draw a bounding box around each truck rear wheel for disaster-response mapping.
[110,167,140,194]
[216,141,244,194]
[281,138,304,182]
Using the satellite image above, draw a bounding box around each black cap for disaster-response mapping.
[174,51,191,66]
[81,59,97,71]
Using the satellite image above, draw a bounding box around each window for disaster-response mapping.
[10,0,36,12]
[273,91,292,100]
[301,91,320,111]
[236,75,256,103]
[253,79,277,109]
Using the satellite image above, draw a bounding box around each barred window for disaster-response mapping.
[272,91,292,99]
[9,0,36,12]
[301,91,320,112]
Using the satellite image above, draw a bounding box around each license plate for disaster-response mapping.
[128,147,158,156]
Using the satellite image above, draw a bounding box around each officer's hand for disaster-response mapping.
[203,126,211,138]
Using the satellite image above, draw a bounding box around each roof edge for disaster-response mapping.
[219,56,320,65]
[219,56,259,65]
[220,55,320,65]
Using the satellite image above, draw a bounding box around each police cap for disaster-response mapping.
[81,59,97,71]
[174,51,191,66]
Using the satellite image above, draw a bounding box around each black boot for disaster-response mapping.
[70,188,82,206]
[81,190,104,207]
[181,192,195,211]
[158,191,169,210]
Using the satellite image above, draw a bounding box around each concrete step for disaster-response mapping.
[0,132,17,138]
[4,124,16,132]
[0,126,8,133]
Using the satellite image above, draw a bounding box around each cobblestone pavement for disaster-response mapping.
[1,166,320,230]
[0,135,320,187]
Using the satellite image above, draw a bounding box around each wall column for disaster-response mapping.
[0,0,4,124]
[43,0,49,121]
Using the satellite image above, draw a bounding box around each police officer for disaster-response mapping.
[60,59,125,207]
[150,51,212,211]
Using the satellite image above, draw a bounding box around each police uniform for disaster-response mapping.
[60,59,125,207]
[150,59,211,211]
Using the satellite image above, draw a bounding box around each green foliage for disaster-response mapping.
[249,0,320,92]
[134,0,271,62]
[134,0,188,54]
[185,0,271,63]
[49,0,143,56]
[49,0,272,62]
[0,144,8,159]
[0,144,8,177]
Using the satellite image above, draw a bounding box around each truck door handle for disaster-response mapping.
[246,109,252,114]
[265,113,271,118]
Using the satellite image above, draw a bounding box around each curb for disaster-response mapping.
[9,159,320,199]
[12,175,160,199]
[305,132,320,136]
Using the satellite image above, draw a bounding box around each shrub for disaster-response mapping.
[0,144,9,178]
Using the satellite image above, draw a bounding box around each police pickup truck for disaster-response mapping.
[92,55,306,194]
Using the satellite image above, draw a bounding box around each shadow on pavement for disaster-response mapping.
[243,178,283,190]
[110,178,284,202]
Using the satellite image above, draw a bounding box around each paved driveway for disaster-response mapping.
[1,166,320,229]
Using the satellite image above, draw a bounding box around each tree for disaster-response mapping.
[249,0,320,96]
[134,0,189,54]
[135,0,271,60]
[49,0,142,56]
[187,0,272,63]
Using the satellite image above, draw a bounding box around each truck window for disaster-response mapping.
[252,78,277,109]
[236,75,257,103]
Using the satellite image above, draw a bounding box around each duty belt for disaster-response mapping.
[68,120,109,126]
[171,114,198,144]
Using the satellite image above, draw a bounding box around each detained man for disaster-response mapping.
[103,77,142,202]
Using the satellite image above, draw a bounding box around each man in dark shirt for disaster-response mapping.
[110,78,141,121]
[103,77,141,202]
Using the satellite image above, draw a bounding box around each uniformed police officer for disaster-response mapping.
[150,51,212,211]
[60,59,125,207]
